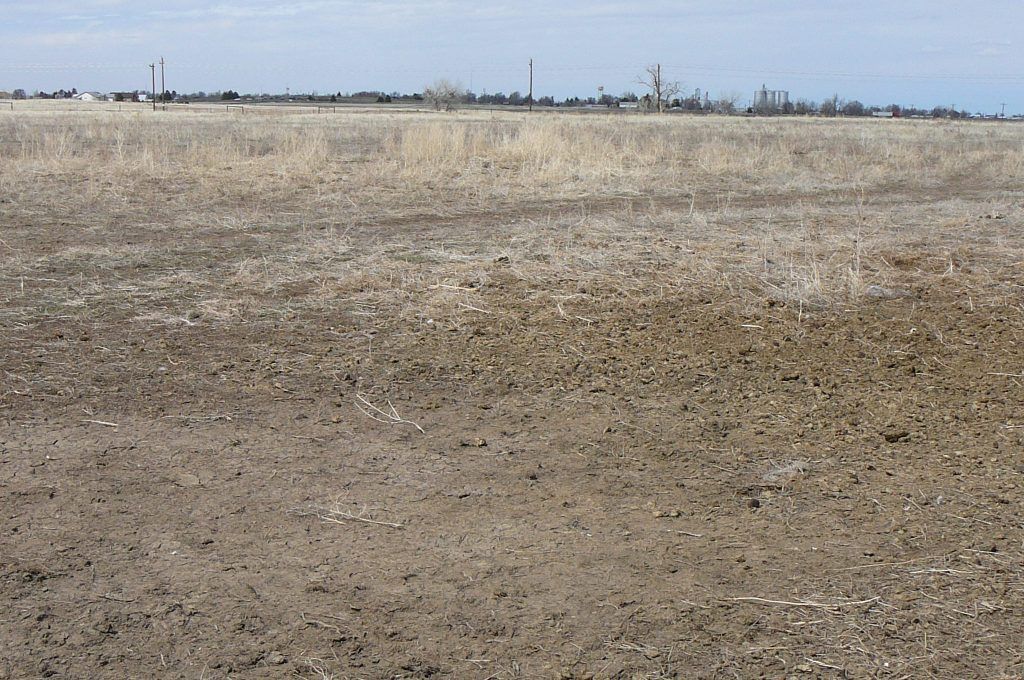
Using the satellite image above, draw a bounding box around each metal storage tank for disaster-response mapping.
[753,85,769,110]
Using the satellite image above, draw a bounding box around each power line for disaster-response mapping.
[6,59,1022,83]
[661,62,1024,83]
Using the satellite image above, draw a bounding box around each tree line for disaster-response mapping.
[0,77,989,118]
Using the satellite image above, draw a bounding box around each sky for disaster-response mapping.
[1,1,1022,113]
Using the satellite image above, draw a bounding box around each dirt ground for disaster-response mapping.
[3,116,1024,678]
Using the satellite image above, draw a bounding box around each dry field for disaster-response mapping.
[2,102,1024,679]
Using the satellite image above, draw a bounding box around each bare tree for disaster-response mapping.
[423,78,465,112]
[820,94,840,117]
[714,90,743,114]
[636,64,681,113]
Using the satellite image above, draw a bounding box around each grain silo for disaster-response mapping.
[753,85,790,112]
[753,84,769,110]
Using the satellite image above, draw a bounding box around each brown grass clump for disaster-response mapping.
[1,103,1022,328]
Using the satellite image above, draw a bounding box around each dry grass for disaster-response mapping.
[1,103,1022,334]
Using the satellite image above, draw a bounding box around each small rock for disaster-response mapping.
[883,430,910,443]
[172,472,201,487]
[747,498,761,509]
[266,652,286,665]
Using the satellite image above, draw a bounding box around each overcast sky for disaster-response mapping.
[1,1,1021,113]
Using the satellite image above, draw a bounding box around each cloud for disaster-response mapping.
[150,2,333,20]
[976,47,1009,57]
[9,28,146,49]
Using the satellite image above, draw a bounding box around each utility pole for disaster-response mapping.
[1001,102,1007,118]
[528,58,534,112]
[149,63,156,111]
[159,57,166,109]
[657,64,662,112]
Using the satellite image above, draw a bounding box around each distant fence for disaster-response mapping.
[1,101,13,111]
[225,104,245,114]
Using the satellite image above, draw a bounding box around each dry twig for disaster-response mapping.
[297,504,404,529]
[354,393,424,433]
[729,596,880,609]
[81,419,118,428]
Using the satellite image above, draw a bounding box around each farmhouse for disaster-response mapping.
[72,92,104,102]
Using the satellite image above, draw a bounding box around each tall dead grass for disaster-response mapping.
[2,109,1021,202]
[1,106,1022,320]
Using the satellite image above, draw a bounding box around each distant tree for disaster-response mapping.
[384,95,392,103]
[619,91,638,102]
[820,95,839,117]
[423,78,465,111]
[793,99,816,115]
[714,91,742,114]
[637,63,681,113]
[537,95,555,107]
[842,100,866,116]
[330,94,337,103]
[220,90,240,100]
[508,91,524,106]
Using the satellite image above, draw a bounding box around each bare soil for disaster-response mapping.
[2,178,1024,679]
